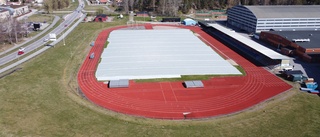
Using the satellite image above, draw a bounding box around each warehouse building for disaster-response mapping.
[260,30,320,62]
[227,5,320,33]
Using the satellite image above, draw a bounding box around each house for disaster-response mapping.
[10,5,29,17]
[99,0,108,4]
[89,0,99,4]
[94,14,108,22]
[0,5,29,18]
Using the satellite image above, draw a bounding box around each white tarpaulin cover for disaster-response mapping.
[96,29,241,81]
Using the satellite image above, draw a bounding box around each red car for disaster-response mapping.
[18,47,25,55]
[18,51,24,55]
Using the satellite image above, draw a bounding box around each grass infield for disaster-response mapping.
[0,16,320,136]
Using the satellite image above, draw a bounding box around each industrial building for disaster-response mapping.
[227,5,320,33]
[260,30,320,62]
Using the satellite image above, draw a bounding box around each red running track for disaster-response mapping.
[77,24,292,119]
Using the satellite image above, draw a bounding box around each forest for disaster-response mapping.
[116,0,320,16]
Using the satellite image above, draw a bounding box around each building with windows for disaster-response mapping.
[227,5,320,33]
[0,5,29,18]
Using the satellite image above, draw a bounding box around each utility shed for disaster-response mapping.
[184,80,204,88]
[109,80,129,88]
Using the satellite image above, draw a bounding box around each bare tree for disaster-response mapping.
[123,0,129,13]
[129,0,134,11]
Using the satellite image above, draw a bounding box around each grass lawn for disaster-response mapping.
[1,16,320,137]
[26,14,54,23]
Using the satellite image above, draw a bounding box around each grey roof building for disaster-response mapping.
[266,31,320,49]
[227,5,320,33]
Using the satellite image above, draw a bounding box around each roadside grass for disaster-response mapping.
[83,5,107,11]
[26,14,54,23]
[58,1,79,11]
[1,18,320,136]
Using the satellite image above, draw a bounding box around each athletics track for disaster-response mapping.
[77,24,292,119]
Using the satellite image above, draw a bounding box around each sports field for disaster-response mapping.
[1,20,320,136]
[78,24,292,119]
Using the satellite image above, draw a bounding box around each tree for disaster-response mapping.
[43,0,53,13]
[43,0,70,13]
[96,8,104,15]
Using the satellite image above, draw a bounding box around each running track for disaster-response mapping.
[77,24,292,119]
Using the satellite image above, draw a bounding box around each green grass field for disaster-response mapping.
[26,14,54,23]
[1,15,320,136]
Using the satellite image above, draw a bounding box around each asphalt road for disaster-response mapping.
[0,1,85,66]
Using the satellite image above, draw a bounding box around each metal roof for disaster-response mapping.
[109,79,129,88]
[243,5,320,18]
[184,80,204,88]
[266,30,320,49]
[208,23,290,60]
[95,29,241,81]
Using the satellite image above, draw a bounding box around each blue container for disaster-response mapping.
[306,82,318,90]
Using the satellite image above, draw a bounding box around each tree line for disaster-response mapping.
[43,0,70,13]
[0,17,24,45]
[117,0,320,16]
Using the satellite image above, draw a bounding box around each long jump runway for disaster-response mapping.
[77,24,292,119]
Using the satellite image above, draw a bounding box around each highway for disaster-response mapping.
[0,0,85,66]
